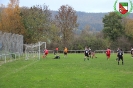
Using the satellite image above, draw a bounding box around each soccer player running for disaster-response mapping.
[118,49,124,65]
[54,47,59,55]
[55,47,59,54]
[64,47,68,57]
[106,47,111,60]
[43,48,49,58]
[84,47,89,61]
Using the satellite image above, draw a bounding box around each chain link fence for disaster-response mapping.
[0,31,23,64]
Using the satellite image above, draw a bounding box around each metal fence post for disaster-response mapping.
[4,54,6,63]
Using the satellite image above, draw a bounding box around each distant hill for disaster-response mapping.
[76,12,107,31]
[51,11,133,32]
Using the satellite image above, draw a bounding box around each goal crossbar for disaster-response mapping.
[24,42,46,60]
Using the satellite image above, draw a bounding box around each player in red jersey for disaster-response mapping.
[106,48,111,60]
[43,48,49,58]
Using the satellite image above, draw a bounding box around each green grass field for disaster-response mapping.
[0,53,133,88]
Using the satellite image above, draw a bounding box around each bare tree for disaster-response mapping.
[55,5,78,47]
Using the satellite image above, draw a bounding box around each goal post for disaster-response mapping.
[24,42,46,60]
[39,42,46,60]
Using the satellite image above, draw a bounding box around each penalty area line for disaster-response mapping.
[0,60,38,79]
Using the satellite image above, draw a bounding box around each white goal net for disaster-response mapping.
[24,42,46,60]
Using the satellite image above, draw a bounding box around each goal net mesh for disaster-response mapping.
[24,42,46,60]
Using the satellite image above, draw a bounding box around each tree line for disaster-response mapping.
[0,0,133,51]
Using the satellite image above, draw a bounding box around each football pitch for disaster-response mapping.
[0,53,133,88]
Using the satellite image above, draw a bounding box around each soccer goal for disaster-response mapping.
[24,42,46,60]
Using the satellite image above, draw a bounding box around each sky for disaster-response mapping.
[0,0,133,13]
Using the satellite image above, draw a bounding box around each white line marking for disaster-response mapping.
[0,60,38,79]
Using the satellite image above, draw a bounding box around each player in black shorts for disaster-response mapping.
[53,55,60,59]
[84,47,89,61]
[116,48,120,61]
[118,49,123,65]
